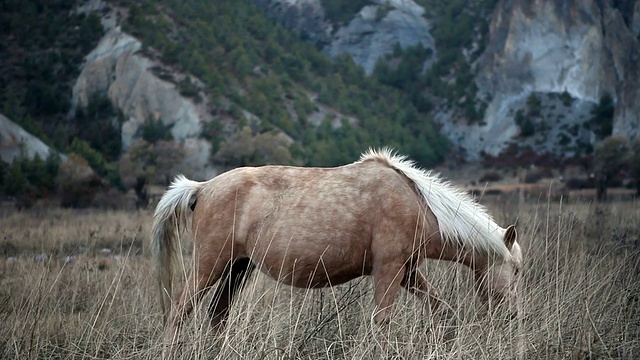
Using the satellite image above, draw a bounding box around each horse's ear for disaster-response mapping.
[504,225,517,250]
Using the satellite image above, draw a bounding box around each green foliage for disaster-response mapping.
[293,93,317,121]
[515,110,534,137]
[375,3,393,22]
[0,145,60,202]
[369,0,499,124]
[16,113,48,143]
[629,137,640,195]
[2,93,25,124]
[3,161,26,196]
[590,93,615,140]
[201,120,225,155]
[374,44,432,90]
[526,93,541,117]
[511,93,541,137]
[594,136,628,178]
[57,153,103,208]
[178,77,202,103]
[321,0,370,25]
[215,127,293,166]
[74,96,122,161]
[68,138,119,187]
[141,117,173,144]
[0,160,6,188]
[24,80,69,116]
[430,0,474,49]
[0,0,105,152]
[24,154,47,190]
[560,91,573,107]
[44,151,62,188]
[120,0,449,168]
[119,139,187,191]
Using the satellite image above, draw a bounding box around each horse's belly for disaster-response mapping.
[258,259,368,288]
[250,237,372,288]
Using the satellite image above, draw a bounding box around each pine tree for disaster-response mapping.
[4,160,26,196]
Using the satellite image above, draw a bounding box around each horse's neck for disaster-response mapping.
[438,239,490,273]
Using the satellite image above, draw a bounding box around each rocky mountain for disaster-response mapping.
[465,0,640,158]
[256,0,640,159]
[253,0,436,74]
[69,20,370,178]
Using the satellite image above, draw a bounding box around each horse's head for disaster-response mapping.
[474,225,523,315]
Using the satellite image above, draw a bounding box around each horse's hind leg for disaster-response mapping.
[371,263,406,324]
[166,249,231,340]
[208,257,256,332]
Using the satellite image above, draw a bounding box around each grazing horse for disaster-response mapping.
[152,149,523,337]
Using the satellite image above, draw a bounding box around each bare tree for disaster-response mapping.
[214,126,293,166]
[213,126,256,166]
[119,139,186,207]
[253,131,293,165]
[628,137,640,196]
[154,140,187,184]
[57,154,102,208]
[593,136,628,202]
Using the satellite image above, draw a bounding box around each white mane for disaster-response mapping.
[359,148,510,258]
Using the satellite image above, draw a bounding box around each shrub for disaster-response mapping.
[526,93,541,117]
[594,136,628,201]
[479,172,502,183]
[515,110,535,137]
[524,168,553,184]
[57,154,103,208]
[560,90,573,107]
[564,177,595,190]
[141,117,173,143]
[590,93,615,140]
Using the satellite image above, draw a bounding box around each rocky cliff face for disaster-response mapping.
[449,0,640,157]
[71,27,214,178]
[255,0,640,159]
[0,114,58,164]
[252,0,332,45]
[71,19,358,177]
[326,0,435,74]
[253,0,435,74]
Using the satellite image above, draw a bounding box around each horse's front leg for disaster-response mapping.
[371,263,406,324]
[401,270,442,313]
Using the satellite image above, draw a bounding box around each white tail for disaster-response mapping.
[151,175,203,323]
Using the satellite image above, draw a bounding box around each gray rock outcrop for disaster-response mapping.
[327,0,435,74]
[0,113,58,163]
[252,0,332,45]
[253,0,435,74]
[443,0,640,158]
[71,27,214,178]
[256,0,640,158]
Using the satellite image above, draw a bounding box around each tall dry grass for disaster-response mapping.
[0,197,639,359]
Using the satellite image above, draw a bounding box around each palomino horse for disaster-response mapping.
[152,149,523,337]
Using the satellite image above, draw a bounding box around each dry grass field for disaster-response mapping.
[1,196,639,359]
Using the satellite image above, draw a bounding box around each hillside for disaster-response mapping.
[1,0,639,207]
